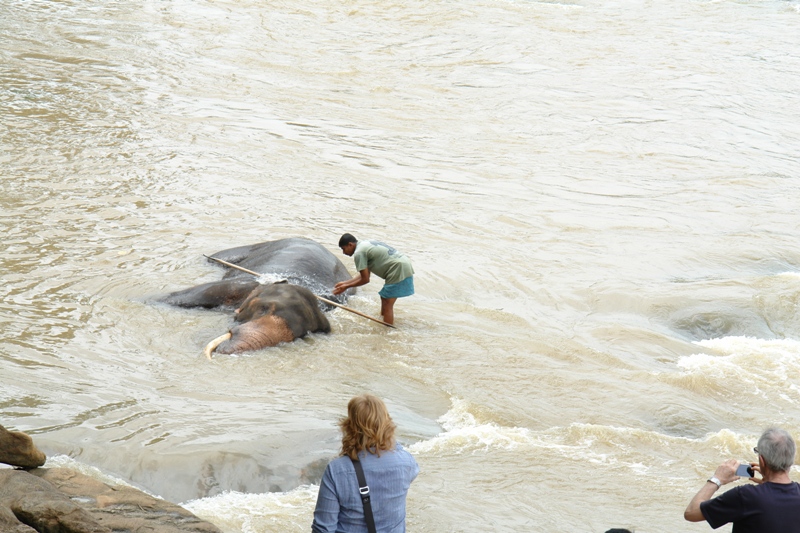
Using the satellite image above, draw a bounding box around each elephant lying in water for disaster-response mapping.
[157,237,353,357]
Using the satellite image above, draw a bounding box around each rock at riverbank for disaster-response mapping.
[0,468,223,533]
[1,425,222,533]
[0,424,46,469]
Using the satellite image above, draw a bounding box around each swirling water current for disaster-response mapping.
[2,0,800,531]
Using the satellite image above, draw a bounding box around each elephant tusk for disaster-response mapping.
[203,332,232,360]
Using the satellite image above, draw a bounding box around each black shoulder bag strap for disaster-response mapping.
[350,457,377,533]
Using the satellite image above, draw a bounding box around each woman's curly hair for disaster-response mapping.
[340,394,396,460]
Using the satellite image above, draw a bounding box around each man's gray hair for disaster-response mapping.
[757,427,797,472]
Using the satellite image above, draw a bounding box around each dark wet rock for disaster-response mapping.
[0,424,46,469]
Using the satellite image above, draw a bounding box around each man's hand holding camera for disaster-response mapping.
[711,458,761,487]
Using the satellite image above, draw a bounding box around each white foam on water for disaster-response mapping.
[407,398,532,455]
[698,335,800,353]
[403,398,800,480]
[679,336,800,373]
[182,486,318,533]
[408,398,622,459]
[675,336,800,403]
[406,399,679,470]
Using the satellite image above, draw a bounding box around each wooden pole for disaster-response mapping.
[203,255,396,328]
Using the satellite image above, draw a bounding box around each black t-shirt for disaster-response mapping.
[701,482,800,532]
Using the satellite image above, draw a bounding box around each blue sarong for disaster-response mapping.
[379,276,415,299]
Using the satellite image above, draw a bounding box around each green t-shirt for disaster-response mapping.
[353,240,414,285]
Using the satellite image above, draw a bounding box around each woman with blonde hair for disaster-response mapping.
[312,394,419,533]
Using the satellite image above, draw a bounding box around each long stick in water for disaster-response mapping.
[203,255,396,328]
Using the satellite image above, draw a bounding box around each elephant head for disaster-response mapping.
[203,282,330,358]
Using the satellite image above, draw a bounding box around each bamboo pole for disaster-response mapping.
[203,255,396,328]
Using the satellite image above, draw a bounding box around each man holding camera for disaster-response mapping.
[684,427,800,531]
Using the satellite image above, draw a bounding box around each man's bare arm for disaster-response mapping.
[333,269,370,295]
[684,459,740,522]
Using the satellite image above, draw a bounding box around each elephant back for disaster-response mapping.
[212,238,351,298]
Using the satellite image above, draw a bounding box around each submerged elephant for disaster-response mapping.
[157,237,354,357]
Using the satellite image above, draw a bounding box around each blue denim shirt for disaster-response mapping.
[312,444,419,533]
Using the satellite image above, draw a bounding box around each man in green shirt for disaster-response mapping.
[333,233,414,325]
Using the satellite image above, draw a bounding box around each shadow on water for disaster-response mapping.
[668,305,776,341]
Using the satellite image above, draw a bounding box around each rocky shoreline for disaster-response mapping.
[1,424,222,533]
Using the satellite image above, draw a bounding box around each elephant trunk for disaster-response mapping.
[203,316,295,357]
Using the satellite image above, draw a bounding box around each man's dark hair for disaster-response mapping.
[758,427,796,472]
[338,233,357,248]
